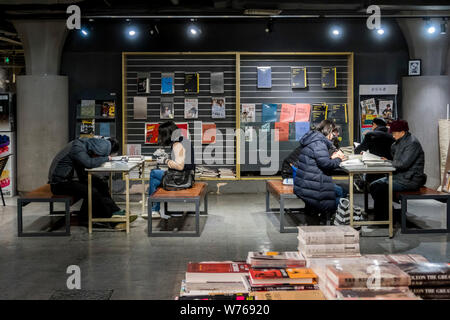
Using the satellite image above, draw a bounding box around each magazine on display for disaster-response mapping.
[184,72,200,94]
[137,72,151,94]
[321,67,337,88]
[161,72,175,94]
[241,104,256,123]
[210,71,224,94]
[184,98,198,119]
[80,99,95,118]
[291,67,307,88]
[211,97,226,119]
[257,66,272,88]
[160,97,174,119]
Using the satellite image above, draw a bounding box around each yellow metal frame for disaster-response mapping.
[122,51,354,181]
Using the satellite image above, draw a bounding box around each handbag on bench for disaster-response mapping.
[162,169,195,191]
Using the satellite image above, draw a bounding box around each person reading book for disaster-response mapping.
[354,118,395,190]
[143,121,195,220]
[294,120,346,222]
[48,137,137,230]
[369,120,427,223]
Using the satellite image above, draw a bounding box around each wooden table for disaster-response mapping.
[266,180,305,233]
[86,160,144,234]
[148,182,208,237]
[341,166,396,238]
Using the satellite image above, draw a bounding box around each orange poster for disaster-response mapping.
[202,123,216,144]
[175,122,189,139]
[295,104,311,122]
[145,123,159,144]
[274,122,290,141]
[280,104,296,122]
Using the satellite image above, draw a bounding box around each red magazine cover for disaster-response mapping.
[187,262,250,273]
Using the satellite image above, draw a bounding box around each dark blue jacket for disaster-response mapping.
[293,130,341,214]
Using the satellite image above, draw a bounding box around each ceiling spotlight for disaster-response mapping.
[265,20,273,33]
[330,27,342,38]
[129,29,136,36]
[187,22,201,37]
[427,25,436,34]
[80,28,89,37]
[332,29,340,35]
[377,28,385,35]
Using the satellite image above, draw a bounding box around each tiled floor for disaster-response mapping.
[0,192,448,299]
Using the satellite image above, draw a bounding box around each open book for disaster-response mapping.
[361,152,392,167]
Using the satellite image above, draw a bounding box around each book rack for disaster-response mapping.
[122,52,354,181]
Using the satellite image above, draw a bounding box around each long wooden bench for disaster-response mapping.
[395,187,450,234]
[148,182,208,237]
[17,184,79,237]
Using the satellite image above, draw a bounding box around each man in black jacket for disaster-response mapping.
[48,137,136,229]
[354,118,395,188]
[369,120,427,221]
[355,118,394,159]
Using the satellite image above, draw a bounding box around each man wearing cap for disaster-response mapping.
[369,120,427,222]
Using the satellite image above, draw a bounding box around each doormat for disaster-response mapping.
[49,290,113,300]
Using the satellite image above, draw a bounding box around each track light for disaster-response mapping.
[265,19,273,33]
[425,19,437,34]
[125,19,138,39]
[330,26,342,38]
[187,19,201,37]
[441,19,448,34]
[149,24,159,36]
[376,28,385,35]
[80,28,89,37]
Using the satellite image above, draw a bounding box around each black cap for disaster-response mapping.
[372,118,387,127]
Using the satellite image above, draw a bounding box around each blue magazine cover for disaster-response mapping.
[257,66,272,88]
[262,103,278,123]
[295,122,310,141]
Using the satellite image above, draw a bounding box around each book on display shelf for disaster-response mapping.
[160,97,174,119]
[294,103,311,122]
[184,98,198,119]
[298,239,361,258]
[133,96,147,120]
[177,293,254,300]
[161,72,175,94]
[261,103,278,123]
[330,285,419,300]
[241,104,256,123]
[257,66,272,88]
[210,71,224,94]
[291,67,307,89]
[80,119,95,135]
[279,104,296,122]
[242,275,318,292]
[410,287,450,300]
[274,122,289,142]
[321,67,337,88]
[184,72,200,94]
[179,280,247,297]
[80,99,95,118]
[137,72,151,94]
[211,97,226,119]
[310,103,327,128]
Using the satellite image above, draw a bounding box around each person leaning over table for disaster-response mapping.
[48,137,138,230]
[369,120,427,223]
[354,118,395,189]
[293,120,347,223]
[143,120,195,220]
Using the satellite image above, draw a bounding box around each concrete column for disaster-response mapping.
[13,20,68,192]
[398,18,450,188]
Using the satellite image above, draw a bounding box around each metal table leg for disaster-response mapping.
[88,172,93,234]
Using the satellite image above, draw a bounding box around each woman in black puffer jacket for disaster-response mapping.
[294,120,346,216]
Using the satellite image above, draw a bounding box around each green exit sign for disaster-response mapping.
[4,57,10,64]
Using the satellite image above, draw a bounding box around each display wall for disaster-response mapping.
[61,18,409,157]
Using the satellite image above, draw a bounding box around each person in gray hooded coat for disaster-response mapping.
[48,137,126,224]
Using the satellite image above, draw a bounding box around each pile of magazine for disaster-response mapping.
[195,166,219,178]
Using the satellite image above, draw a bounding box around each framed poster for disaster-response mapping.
[408,60,421,76]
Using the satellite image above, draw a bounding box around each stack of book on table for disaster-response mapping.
[361,151,393,167]
[244,251,325,300]
[297,226,361,259]
[324,261,418,300]
[396,262,450,300]
[177,261,252,300]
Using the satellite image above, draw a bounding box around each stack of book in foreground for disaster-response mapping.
[324,261,418,300]
[243,251,323,300]
[178,261,252,300]
[297,226,361,259]
[244,251,324,300]
[396,262,450,300]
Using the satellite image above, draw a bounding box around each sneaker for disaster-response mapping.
[112,210,138,221]
[114,215,138,230]
[141,211,161,219]
[160,212,170,219]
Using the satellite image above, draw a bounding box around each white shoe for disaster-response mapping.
[160,212,170,219]
[152,211,161,219]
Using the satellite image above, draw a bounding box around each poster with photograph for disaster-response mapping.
[160,97,174,119]
[127,144,142,155]
[360,98,377,116]
[379,100,394,124]
[202,123,216,144]
[241,104,256,123]
[211,97,226,119]
[184,98,198,119]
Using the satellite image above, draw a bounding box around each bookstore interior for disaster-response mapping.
[0,0,450,307]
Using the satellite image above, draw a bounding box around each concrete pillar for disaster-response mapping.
[13,20,68,192]
[398,18,450,188]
